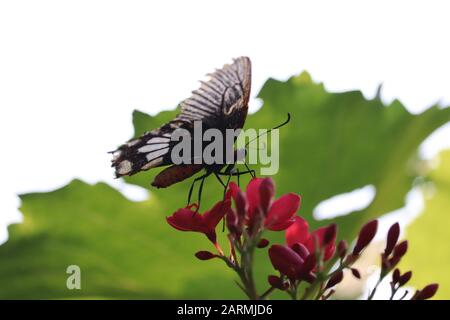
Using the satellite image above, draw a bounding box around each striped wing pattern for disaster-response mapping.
[111,57,251,180]
[177,56,251,125]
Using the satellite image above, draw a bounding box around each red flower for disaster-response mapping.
[228,178,301,232]
[286,217,336,262]
[268,244,316,283]
[269,245,304,280]
[166,198,231,247]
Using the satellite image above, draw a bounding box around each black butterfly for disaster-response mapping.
[111,57,254,206]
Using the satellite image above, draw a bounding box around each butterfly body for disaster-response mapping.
[111,57,252,189]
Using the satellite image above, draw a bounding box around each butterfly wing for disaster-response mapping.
[178,56,251,128]
[111,57,251,178]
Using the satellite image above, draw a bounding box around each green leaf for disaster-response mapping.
[1,72,449,298]
[127,72,450,241]
[0,180,239,299]
[401,149,450,299]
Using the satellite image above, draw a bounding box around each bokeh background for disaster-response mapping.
[0,0,449,299]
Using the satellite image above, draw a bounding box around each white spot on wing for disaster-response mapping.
[138,144,168,153]
[147,137,170,144]
[112,150,122,161]
[127,139,139,147]
[117,160,132,175]
[145,148,168,161]
[141,157,163,170]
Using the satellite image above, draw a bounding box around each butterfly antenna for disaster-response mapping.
[245,112,291,148]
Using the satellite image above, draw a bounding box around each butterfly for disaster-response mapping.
[111,57,254,206]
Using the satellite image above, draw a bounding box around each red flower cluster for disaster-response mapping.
[286,217,336,261]
[165,177,439,300]
[227,178,301,234]
[268,219,378,292]
[166,177,301,258]
[267,217,337,285]
[381,222,408,272]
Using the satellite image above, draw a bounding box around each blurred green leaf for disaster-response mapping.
[401,149,450,299]
[127,72,450,240]
[1,72,449,298]
[0,180,239,299]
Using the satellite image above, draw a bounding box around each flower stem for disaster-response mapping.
[240,244,259,299]
[368,277,382,300]
[214,242,225,256]
[260,286,276,300]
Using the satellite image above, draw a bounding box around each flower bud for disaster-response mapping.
[344,253,359,265]
[392,268,401,284]
[292,243,309,259]
[381,254,390,271]
[235,190,247,220]
[385,222,400,256]
[195,251,216,260]
[248,207,264,235]
[325,271,344,289]
[269,245,303,280]
[268,275,288,290]
[351,268,361,279]
[337,240,348,259]
[387,255,401,270]
[323,224,337,246]
[413,283,439,300]
[353,220,378,255]
[225,208,242,238]
[257,238,270,248]
[259,178,274,214]
[226,209,239,232]
[301,253,317,274]
[398,271,412,286]
[393,240,408,259]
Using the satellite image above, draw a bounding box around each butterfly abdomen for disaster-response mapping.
[151,164,204,188]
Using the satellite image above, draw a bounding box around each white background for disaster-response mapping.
[1,0,450,244]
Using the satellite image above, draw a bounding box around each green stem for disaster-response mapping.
[368,277,383,300]
[302,260,351,300]
[390,287,399,301]
[288,283,298,300]
[300,281,317,300]
[240,236,259,300]
[260,286,276,300]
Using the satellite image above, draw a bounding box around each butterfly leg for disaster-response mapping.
[187,173,208,206]
[196,174,209,213]
[214,172,226,188]
[213,172,232,202]
[236,168,256,178]
[214,171,233,232]
[218,167,256,180]
[244,162,256,178]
